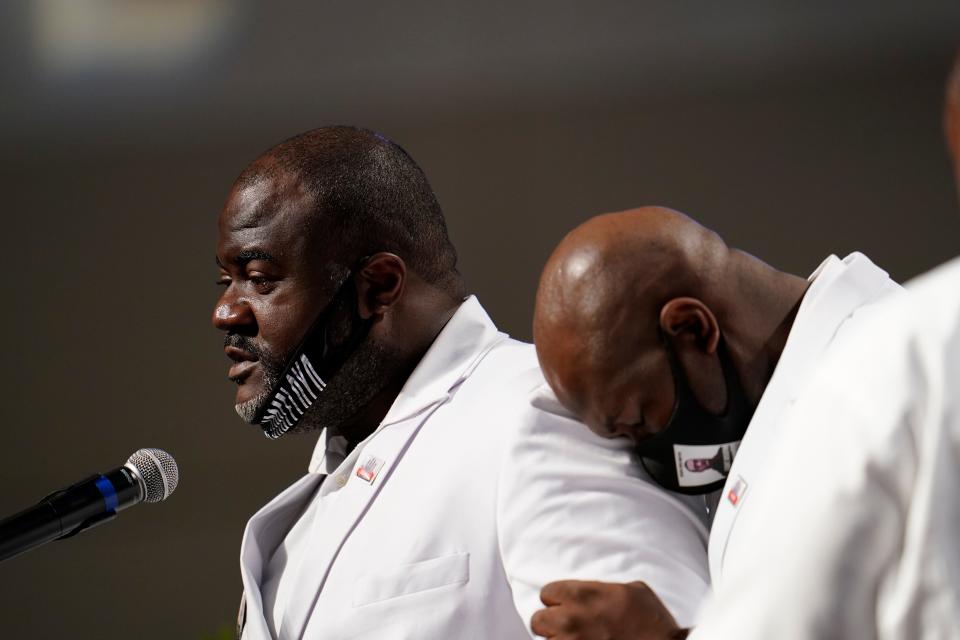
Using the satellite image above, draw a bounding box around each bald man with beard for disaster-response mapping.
[529,52,960,640]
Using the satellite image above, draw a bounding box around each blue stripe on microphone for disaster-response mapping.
[94,475,119,512]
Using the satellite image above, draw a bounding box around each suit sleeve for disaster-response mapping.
[495,386,711,635]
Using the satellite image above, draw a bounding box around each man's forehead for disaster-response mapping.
[216,171,327,269]
[221,169,314,232]
[552,347,643,424]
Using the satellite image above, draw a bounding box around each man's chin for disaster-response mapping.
[234,391,269,424]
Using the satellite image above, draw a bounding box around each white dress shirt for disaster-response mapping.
[259,435,348,638]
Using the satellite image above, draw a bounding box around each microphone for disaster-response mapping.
[0,448,178,563]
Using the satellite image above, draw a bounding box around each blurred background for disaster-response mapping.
[0,1,958,638]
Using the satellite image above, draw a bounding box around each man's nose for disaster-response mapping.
[212,294,256,332]
[607,403,647,440]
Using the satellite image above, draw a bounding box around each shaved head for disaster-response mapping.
[533,206,807,443]
[234,126,464,294]
[535,207,727,402]
[536,207,724,324]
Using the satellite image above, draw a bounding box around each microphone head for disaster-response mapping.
[125,448,179,503]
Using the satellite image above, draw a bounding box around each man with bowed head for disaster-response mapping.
[530,206,900,638]
[212,127,713,640]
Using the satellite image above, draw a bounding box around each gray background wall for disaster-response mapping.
[1,2,958,638]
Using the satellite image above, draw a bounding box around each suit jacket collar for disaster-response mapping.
[380,295,506,427]
[239,473,324,639]
[752,252,893,424]
[305,295,506,471]
[308,433,349,475]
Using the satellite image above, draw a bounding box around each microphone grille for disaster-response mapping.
[126,448,179,503]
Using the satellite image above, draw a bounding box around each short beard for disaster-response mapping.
[228,334,284,423]
[234,374,280,423]
[286,337,404,438]
[234,335,404,440]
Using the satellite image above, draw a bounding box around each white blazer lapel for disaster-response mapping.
[378,297,505,429]
[240,473,324,639]
[276,400,449,640]
[276,297,508,640]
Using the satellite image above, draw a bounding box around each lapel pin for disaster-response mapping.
[356,455,385,484]
[727,475,748,507]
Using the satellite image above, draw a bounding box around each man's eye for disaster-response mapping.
[249,275,275,292]
[215,276,231,287]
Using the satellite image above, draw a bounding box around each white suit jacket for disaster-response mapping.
[693,256,960,639]
[239,297,711,640]
[708,253,901,584]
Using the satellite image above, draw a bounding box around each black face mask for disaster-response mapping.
[634,334,755,495]
[253,274,373,439]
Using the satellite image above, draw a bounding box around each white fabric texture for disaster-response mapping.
[693,257,960,639]
[239,296,712,640]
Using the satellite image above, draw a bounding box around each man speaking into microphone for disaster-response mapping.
[212,127,713,639]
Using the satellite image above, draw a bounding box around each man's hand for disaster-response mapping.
[530,579,689,640]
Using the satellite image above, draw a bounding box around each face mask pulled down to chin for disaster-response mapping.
[253,275,372,439]
[633,334,755,495]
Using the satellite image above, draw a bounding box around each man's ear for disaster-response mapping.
[354,252,406,320]
[658,297,720,354]
[945,50,960,165]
